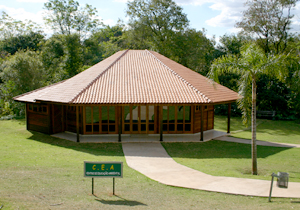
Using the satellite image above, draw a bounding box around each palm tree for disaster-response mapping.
[208,43,286,175]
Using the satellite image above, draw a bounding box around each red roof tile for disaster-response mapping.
[14,50,239,104]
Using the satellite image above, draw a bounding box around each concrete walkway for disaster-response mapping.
[52,130,226,143]
[122,142,300,198]
[215,136,300,148]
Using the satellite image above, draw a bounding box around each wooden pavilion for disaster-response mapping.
[14,50,239,142]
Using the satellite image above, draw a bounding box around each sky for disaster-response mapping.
[1,0,300,42]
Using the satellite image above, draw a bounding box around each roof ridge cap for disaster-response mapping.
[70,49,129,103]
[145,50,212,103]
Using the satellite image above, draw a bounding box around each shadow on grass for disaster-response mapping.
[27,131,124,157]
[95,195,147,207]
[27,130,292,160]
[162,141,292,159]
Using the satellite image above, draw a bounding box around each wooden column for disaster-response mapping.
[25,104,29,131]
[227,103,231,134]
[160,106,163,142]
[48,104,52,135]
[76,106,80,143]
[200,105,204,141]
[118,106,122,142]
[62,105,65,132]
[65,106,68,132]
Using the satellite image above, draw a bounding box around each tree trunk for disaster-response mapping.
[252,78,258,175]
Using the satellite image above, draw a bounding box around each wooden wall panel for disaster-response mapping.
[203,112,208,131]
[193,105,214,133]
[28,112,48,127]
[207,110,214,130]
[52,104,64,134]
[194,111,201,133]
[27,103,51,134]
[66,106,81,133]
[28,124,50,134]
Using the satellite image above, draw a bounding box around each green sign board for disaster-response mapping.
[84,161,123,178]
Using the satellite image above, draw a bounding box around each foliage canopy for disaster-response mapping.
[236,0,298,54]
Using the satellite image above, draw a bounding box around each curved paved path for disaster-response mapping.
[215,136,300,148]
[122,142,300,198]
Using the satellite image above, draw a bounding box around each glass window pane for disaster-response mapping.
[169,124,175,131]
[93,106,99,123]
[149,124,154,131]
[109,107,115,123]
[86,125,92,132]
[185,124,191,131]
[86,107,92,124]
[109,125,115,132]
[101,106,108,123]
[185,106,191,123]
[124,106,130,123]
[163,106,168,123]
[177,124,183,131]
[149,106,155,123]
[163,124,167,131]
[132,106,138,123]
[102,125,108,132]
[133,124,138,131]
[177,106,184,123]
[140,106,146,121]
[125,124,130,131]
[169,106,175,123]
[93,124,99,132]
[141,124,146,131]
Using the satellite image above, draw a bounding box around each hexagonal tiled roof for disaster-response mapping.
[14,50,239,104]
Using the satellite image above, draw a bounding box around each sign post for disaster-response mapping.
[84,161,123,195]
[92,177,94,195]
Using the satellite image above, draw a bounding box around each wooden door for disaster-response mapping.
[123,105,156,134]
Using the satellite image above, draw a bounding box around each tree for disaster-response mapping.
[41,34,66,84]
[256,74,291,117]
[44,0,101,39]
[0,50,45,116]
[208,43,286,175]
[41,33,84,82]
[126,0,189,56]
[235,0,300,119]
[168,28,215,75]
[217,33,251,56]
[236,0,298,54]
[84,24,126,64]
[0,12,44,59]
[0,31,44,55]
[91,24,124,43]
[213,33,251,115]
[126,0,216,74]
[121,28,153,50]
[281,45,300,118]
[0,12,42,40]
[64,33,84,77]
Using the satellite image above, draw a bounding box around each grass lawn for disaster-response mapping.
[214,115,300,145]
[1,119,300,209]
[162,141,300,182]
